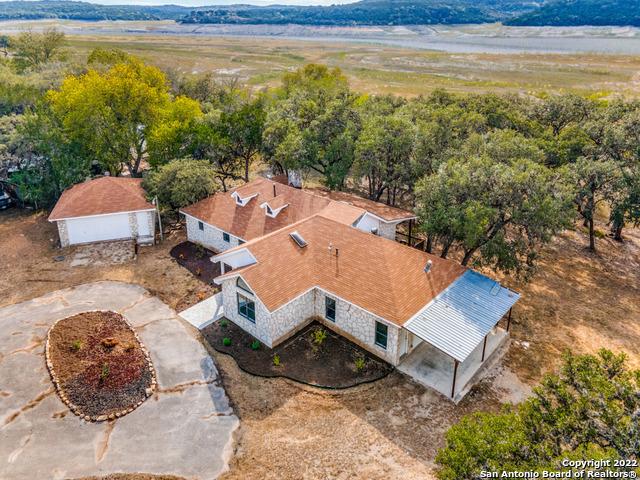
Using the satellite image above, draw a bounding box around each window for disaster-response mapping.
[236,277,252,294]
[375,322,388,349]
[238,239,245,245]
[237,293,255,323]
[198,221,204,231]
[236,196,243,205]
[325,297,336,322]
[223,232,230,243]
[266,205,273,216]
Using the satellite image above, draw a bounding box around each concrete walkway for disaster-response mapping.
[0,281,238,480]
[180,292,225,330]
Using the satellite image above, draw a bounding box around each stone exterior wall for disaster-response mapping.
[128,213,139,238]
[378,221,398,241]
[57,220,69,248]
[270,289,316,344]
[220,277,273,347]
[185,214,242,253]
[313,289,400,365]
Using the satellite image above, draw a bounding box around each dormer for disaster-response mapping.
[260,194,289,218]
[231,190,258,207]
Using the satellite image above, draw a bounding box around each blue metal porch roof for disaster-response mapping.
[404,270,520,363]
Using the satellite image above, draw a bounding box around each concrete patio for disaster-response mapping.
[397,327,509,402]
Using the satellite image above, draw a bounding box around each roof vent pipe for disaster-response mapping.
[273,184,276,197]
[335,248,339,257]
[424,260,433,273]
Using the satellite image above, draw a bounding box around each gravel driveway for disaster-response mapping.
[0,281,238,480]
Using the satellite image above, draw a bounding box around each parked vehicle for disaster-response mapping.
[0,189,13,210]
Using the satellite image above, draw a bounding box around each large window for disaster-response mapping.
[223,232,230,243]
[325,296,336,322]
[375,322,388,349]
[237,293,255,323]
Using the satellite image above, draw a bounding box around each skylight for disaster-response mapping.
[290,231,308,248]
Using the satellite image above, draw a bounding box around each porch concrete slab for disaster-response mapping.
[0,281,238,480]
[398,328,508,402]
[179,292,224,330]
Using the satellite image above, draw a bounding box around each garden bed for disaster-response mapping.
[170,241,221,285]
[202,319,393,388]
[45,311,156,421]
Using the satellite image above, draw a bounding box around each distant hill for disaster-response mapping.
[0,1,203,21]
[0,0,638,27]
[506,0,640,27]
[179,0,541,26]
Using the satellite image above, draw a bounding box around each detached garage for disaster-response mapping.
[49,176,156,247]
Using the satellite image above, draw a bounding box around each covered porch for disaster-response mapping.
[398,269,519,402]
[398,325,509,402]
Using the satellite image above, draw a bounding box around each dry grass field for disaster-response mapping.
[62,35,640,97]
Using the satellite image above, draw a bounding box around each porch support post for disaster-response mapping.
[451,359,459,399]
[481,335,488,362]
[506,307,513,332]
[221,262,226,275]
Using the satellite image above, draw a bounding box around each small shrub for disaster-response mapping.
[196,291,207,301]
[195,267,202,276]
[251,340,261,350]
[70,339,82,352]
[311,327,328,346]
[124,343,135,352]
[222,337,232,347]
[220,319,229,328]
[178,253,185,260]
[273,354,281,367]
[100,363,110,381]
[195,244,206,259]
[354,355,366,372]
[101,337,118,349]
[594,229,606,239]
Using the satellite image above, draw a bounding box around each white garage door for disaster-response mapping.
[66,213,132,245]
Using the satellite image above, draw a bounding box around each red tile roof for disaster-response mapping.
[216,215,466,326]
[181,178,415,241]
[49,177,154,221]
[181,178,366,241]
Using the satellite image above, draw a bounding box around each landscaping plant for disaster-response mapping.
[222,337,232,346]
[273,354,281,367]
[354,355,366,372]
[251,340,261,350]
[220,319,229,328]
[100,363,110,381]
[311,327,328,346]
[70,339,82,352]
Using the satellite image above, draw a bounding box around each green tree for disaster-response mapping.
[0,35,9,58]
[44,58,201,176]
[436,350,640,480]
[11,28,66,70]
[262,64,360,189]
[415,153,573,277]
[353,114,415,204]
[142,159,219,212]
[570,157,621,251]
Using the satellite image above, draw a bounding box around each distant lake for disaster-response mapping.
[2,20,640,55]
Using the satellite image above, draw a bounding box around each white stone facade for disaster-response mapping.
[219,277,401,365]
[57,220,70,247]
[184,214,243,253]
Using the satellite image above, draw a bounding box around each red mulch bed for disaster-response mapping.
[202,319,393,388]
[170,241,221,285]
[47,311,153,418]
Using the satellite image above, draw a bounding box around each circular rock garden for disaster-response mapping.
[45,311,156,422]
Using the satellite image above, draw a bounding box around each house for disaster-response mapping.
[183,178,520,401]
[48,176,156,247]
[180,177,417,252]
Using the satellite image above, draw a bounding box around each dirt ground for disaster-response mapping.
[2,207,639,480]
[0,209,215,312]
